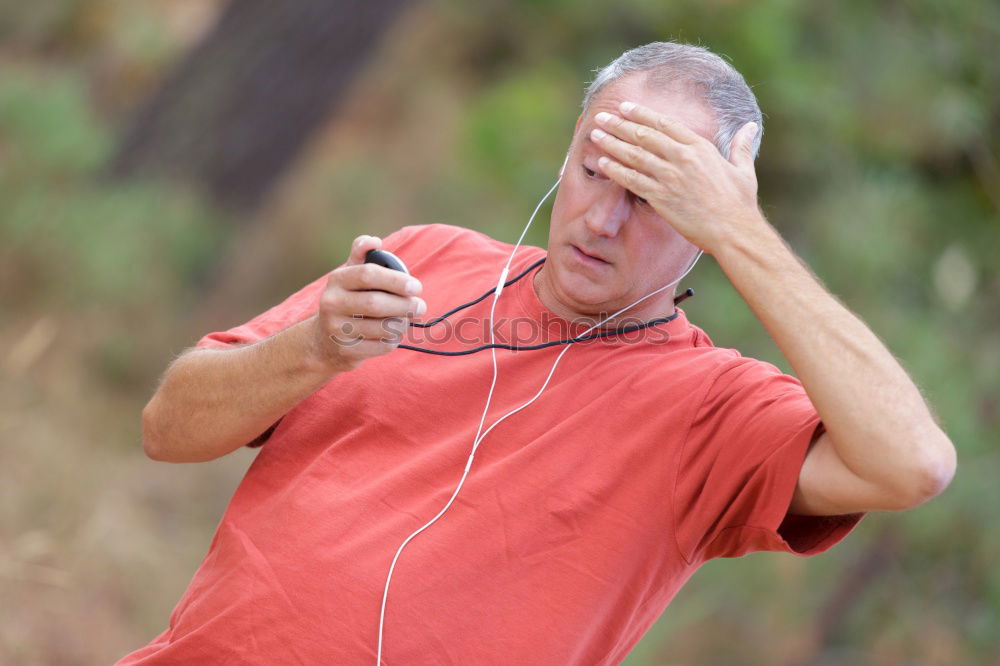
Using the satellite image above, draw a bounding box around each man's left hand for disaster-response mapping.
[590,101,761,254]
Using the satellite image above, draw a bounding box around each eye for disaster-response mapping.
[582,163,649,205]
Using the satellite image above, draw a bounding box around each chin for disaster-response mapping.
[558,274,618,313]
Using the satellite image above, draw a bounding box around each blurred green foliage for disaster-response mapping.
[0,69,222,312]
[1,0,997,664]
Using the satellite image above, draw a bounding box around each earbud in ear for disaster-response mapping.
[559,154,569,178]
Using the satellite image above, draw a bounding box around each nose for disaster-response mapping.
[583,186,630,237]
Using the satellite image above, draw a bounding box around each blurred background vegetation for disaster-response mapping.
[1,0,997,664]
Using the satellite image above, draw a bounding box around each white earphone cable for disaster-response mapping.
[376,177,561,665]
[375,176,702,665]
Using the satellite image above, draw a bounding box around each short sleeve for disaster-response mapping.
[195,225,424,350]
[673,358,863,564]
[195,275,328,350]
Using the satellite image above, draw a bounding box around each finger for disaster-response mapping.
[590,126,666,177]
[330,336,400,360]
[328,315,407,344]
[618,101,701,145]
[345,235,383,266]
[340,287,426,318]
[597,156,660,203]
[337,263,422,297]
[593,111,679,160]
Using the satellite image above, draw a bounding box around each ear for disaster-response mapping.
[729,122,758,169]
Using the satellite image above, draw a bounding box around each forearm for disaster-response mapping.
[142,316,339,463]
[713,213,955,498]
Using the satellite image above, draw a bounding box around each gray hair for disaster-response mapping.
[583,41,763,161]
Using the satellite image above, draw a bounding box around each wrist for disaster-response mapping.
[301,316,351,377]
[711,210,784,267]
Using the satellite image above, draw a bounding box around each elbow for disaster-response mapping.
[141,399,170,462]
[918,431,957,500]
[899,430,957,509]
[141,396,230,464]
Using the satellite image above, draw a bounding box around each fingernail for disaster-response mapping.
[620,101,635,113]
[405,278,421,295]
[414,298,427,316]
[591,128,607,141]
[598,156,610,168]
[595,111,613,125]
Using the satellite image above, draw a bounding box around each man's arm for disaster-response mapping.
[143,235,425,463]
[590,102,956,515]
[143,317,338,462]
[711,218,955,514]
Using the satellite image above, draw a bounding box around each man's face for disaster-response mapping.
[538,73,718,320]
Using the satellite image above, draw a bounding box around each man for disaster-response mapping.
[122,42,956,664]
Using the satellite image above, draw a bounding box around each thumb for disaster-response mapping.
[346,235,383,266]
[730,122,758,168]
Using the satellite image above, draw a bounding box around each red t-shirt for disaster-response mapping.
[119,224,863,665]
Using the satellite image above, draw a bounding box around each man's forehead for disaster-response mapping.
[581,73,717,143]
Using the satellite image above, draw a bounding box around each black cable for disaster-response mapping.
[396,254,695,355]
[674,287,694,306]
[408,257,547,328]
[398,311,680,356]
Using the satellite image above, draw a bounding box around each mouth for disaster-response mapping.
[571,244,611,266]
